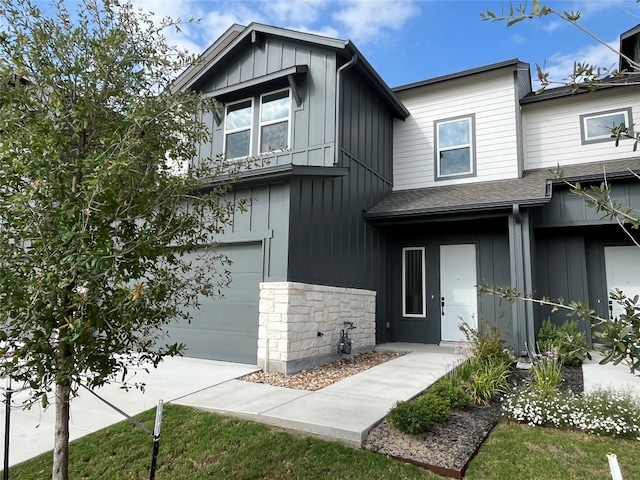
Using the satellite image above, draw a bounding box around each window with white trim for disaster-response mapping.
[259,89,290,153]
[402,247,426,317]
[224,98,253,159]
[435,115,475,179]
[580,108,633,144]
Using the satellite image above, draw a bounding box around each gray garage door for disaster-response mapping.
[167,243,263,364]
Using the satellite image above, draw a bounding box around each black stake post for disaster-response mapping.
[3,378,11,480]
[149,400,164,480]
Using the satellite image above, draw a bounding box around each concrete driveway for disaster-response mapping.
[0,357,257,467]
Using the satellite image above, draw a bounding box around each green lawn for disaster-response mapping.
[6,404,436,480]
[466,421,640,480]
[5,405,640,479]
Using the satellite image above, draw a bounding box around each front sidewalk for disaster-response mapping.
[176,345,460,446]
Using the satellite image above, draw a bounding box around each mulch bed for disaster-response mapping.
[362,366,584,479]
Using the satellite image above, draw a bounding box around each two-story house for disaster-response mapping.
[167,24,408,372]
[169,23,640,371]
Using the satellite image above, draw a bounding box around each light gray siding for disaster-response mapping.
[393,70,520,190]
[219,183,290,281]
[196,38,338,167]
[523,87,640,170]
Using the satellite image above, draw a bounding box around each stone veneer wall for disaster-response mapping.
[258,282,376,374]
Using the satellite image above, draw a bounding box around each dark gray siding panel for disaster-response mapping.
[534,234,589,334]
[340,70,393,181]
[479,232,513,345]
[287,67,395,343]
[534,181,640,227]
[386,218,512,347]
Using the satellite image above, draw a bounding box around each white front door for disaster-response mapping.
[440,244,478,342]
[604,246,640,320]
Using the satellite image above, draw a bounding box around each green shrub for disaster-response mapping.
[593,290,640,373]
[429,375,471,410]
[537,318,590,366]
[528,353,562,393]
[459,320,513,365]
[450,358,474,383]
[465,356,511,406]
[388,392,451,434]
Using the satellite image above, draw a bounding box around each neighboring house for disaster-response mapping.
[169,23,640,371]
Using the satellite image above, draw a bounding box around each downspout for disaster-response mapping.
[510,204,534,356]
[334,53,358,166]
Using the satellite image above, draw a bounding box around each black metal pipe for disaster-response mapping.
[149,437,160,480]
[4,383,11,480]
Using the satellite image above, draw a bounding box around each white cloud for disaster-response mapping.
[509,33,527,45]
[331,0,419,45]
[542,40,619,86]
[261,0,328,25]
[125,0,420,56]
[201,8,261,45]
[541,18,563,34]
[130,0,208,55]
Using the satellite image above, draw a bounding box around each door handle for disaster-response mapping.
[441,297,445,316]
[609,299,613,319]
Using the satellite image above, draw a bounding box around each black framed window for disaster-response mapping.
[402,247,426,317]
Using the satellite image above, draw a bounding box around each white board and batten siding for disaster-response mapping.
[393,70,520,191]
[523,87,640,171]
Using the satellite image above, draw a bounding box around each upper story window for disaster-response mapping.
[259,89,290,153]
[580,108,633,144]
[224,98,253,159]
[435,114,476,180]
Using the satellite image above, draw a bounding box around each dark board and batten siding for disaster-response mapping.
[388,218,513,347]
[287,68,395,343]
[533,183,640,228]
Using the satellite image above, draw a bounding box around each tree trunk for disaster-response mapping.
[52,342,71,480]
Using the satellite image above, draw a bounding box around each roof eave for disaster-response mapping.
[171,24,246,94]
[392,59,526,93]
[364,197,550,220]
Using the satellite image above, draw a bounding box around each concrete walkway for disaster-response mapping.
[176,344,460,446]
[582,351,640,396]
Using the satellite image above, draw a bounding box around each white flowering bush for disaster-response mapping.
[502,388,640,439]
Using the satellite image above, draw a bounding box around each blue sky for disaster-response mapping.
[49,0,640,88]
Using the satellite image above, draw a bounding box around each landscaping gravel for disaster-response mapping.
[240,351,406,391]
[363,366,584,479]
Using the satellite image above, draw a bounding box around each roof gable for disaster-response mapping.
[172,23,408,119]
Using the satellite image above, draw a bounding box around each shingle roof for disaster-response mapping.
[520,74,640,104]
[365,158,640,219]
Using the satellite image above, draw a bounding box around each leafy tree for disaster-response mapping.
[0,0,248,478]
[481,0,640,91]
[478,1,640,373]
